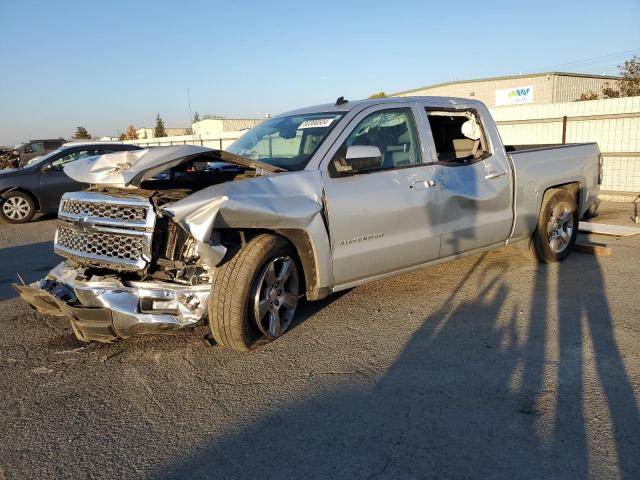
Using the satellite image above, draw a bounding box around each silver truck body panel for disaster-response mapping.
[320,101,442,285]
[508,143,600,241]
[319,99,515,287]
[15,97,601,343]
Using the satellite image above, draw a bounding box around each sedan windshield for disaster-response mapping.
[25,148,64,167]
[227,112,344,171]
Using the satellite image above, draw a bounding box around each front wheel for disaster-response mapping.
[0,191,36,223]
[530,189,579,263]
[208,234,300,351]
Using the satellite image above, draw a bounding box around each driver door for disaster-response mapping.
[321,104,441,288]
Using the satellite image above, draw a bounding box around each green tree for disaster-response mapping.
[154,114,167,137]
[192,111,201,123]
[73,126,91,139]
[368,91,388,99]
[618,55,640,97]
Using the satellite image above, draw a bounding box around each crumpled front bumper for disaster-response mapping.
[14,262,210,343]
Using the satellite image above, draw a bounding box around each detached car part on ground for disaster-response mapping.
[14,97,601,352]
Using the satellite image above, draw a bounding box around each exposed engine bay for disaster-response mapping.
[61,153,259,287]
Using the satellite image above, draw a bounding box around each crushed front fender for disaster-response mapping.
[164,170,333,297]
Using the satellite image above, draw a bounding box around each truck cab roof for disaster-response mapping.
[279,96,487,117]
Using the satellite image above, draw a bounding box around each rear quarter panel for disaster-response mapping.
[510,143,600,240]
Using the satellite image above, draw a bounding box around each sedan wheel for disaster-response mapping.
[1,193,36,223]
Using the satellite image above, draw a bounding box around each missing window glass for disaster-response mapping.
[426,109,489,164]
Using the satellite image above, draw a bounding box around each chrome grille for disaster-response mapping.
[55,192,155,271]
[61,199,147,222]
[57,223,145,263]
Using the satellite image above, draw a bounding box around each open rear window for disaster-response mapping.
[426,109,489,164]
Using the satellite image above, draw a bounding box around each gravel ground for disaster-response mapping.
[0,203,639,480]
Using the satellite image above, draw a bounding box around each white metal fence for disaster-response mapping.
[490,96,640,196]
[126,132,242,151]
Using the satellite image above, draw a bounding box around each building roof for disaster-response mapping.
[392,71,621,96]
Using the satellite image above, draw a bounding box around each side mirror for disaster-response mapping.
[332,145,383,176]
[41,163,53,173]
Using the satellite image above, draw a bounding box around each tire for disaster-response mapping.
[0,191,36,224]
[208,234,300,352]
[530,189,579,263]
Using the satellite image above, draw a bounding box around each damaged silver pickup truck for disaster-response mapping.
[15,97,601,351]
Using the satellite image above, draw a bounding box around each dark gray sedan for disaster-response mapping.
[0,142,142,223]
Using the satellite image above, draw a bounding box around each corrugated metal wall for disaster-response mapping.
[553,76,619,103]
[395,74,620,107]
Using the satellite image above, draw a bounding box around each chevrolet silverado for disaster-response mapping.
[15,97,602,351]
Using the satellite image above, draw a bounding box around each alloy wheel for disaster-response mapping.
[546,201,574,253]
[253,256,299,339]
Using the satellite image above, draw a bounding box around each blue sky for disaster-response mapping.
[0,0,638,144]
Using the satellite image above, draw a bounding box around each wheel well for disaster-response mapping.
[219,228,318,300]
[0,187,40,211]
[543,181,581,210]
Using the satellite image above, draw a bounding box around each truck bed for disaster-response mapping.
[508,142,600,242]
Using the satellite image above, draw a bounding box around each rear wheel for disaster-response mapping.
[208,234,300,351]
[530,189,578,263]
[0,191,36,224]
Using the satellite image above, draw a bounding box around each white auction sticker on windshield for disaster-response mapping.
[298,118,335,129]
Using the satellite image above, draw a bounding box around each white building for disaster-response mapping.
[136,127,191,139]
[192,117,263,137]
[393,72,621,108]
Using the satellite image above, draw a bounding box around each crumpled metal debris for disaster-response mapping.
[63,145,282,187]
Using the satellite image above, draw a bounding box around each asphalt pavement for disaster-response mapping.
[0,204,639,480]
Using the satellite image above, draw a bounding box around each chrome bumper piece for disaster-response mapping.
[14,262,210,343]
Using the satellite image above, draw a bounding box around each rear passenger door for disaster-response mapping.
[321,104,441,288]
[422,105,513,257]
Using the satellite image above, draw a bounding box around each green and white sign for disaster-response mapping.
[495,86,533,106]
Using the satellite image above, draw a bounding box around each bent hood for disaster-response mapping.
[63,145,284,187]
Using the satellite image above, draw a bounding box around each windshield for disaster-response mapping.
[24,147,65,167]
[226,112,344,171]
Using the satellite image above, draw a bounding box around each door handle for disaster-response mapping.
[410,179,436,190]
[485,170,509,180]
